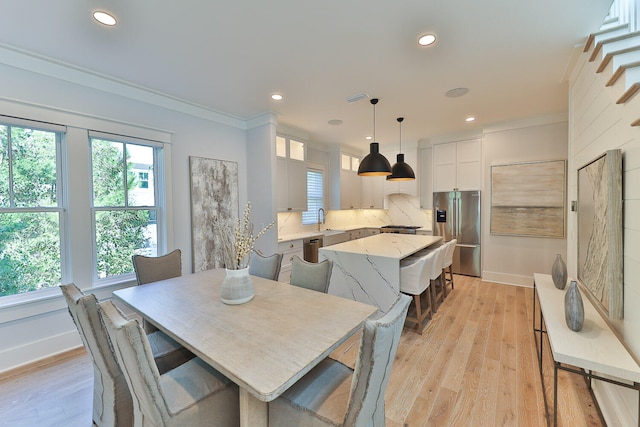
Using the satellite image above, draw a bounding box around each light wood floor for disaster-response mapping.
[0,276,603,426]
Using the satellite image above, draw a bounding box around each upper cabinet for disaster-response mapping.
[276,135,307,212]
[419,147,433,209]
[339,153,362,209]
[432,139,481,192]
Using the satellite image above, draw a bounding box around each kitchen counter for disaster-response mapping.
[277,225,379,243]
[320,234,442,314]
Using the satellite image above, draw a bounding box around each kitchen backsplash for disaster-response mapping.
[277,194,433,235]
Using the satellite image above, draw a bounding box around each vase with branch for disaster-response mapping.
[213,202,275,304]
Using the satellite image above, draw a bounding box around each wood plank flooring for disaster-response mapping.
[0,276,602,426]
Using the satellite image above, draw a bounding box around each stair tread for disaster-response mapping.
[597,46,640,73]
[617,82,640,104]
[607,61,640,86]
[584,23,630,52]
[589,31,640,62]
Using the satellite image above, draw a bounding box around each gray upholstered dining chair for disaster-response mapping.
[99,300,240,427]
[268,294,411,427]
[132,249,182,333]
[289,255,333,293]
[249,250,283,281]
[60,283,193,427]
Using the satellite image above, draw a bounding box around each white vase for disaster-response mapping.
[220,267,255,305]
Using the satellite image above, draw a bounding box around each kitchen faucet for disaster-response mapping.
[317,208,325,231]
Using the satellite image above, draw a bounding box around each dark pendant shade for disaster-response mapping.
[358,142,392,176]
[387,153,415,181]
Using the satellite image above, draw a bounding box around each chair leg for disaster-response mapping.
[448,266,455,290]
[413,294,423,335]
[441,269,448,298]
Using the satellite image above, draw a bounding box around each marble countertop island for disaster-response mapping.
[320,234,442,314]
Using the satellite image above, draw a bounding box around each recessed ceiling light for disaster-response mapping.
[465,117,475,122]
[271,94,283,101]
[365,136,373,140]
[328,119,343,126]
[93,11,117,26]
[445,87,469,98]
[418,34,436,46]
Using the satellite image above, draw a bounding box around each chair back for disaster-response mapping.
[289,255,333,293]
[399,253,432,295]
[60,284,133,427]
[99,300,170,425]
[344,294,411,427]
[249,250,283,280]
[132,249,182,285]
[442,239,457,268]
[429,246,446,280]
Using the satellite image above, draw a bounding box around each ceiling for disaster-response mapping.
[0,1,612,150]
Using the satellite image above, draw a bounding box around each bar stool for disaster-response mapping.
[400,253,433,334]
[428,245,447,311]
[442,239,457,296]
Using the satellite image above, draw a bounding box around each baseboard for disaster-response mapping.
[0,330,81,374]
[593,378,638,426]
[481,271,534,287]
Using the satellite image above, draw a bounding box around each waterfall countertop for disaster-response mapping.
[320,234,442,314]
[320,233,441,259]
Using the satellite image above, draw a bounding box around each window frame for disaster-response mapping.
[302,163,325,225]
[89,133,166,283]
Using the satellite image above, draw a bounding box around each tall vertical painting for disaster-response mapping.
[577,149,623,320]
[190,157,239,272]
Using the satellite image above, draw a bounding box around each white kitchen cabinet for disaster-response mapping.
[432,139,481,192]
[277,238,303,283]
[276,136,307,212]
[339,153,362,209]
[361,175,385,209]
[419,147,433,210]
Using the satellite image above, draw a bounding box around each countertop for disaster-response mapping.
[278,225,431,243]
[319,234,442,259]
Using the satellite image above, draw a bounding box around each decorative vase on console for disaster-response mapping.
[551,253,567,290]
[214,202,275,305]
[564,280,584,332]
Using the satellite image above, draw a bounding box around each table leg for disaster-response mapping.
[239,388,268,427]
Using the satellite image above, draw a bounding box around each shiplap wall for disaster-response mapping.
[568,46,640,425]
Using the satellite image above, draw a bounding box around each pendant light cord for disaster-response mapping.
[397,117,404,154]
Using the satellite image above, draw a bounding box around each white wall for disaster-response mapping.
[481,120,569,286]
[568,44,640,426]
[0,61,251,372]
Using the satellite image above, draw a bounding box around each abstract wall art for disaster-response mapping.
[577,149,623,320]
[189,156,239,272]
[490,159,566,238]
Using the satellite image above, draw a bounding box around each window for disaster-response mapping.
[302,168,324,225]
[0,123,64,297]
[91,136,162,280]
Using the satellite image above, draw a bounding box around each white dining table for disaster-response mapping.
[113,268,378,427]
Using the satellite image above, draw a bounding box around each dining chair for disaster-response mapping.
[248,249,283,281]
[132,249,182,333]
[60,283,193,427]
[289,255,333,293]
[99,300,240,427]
[400,252,434,334]
[442,239,457,295]
[268,294,411,427]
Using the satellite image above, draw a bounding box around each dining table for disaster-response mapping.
[112,268,378,427]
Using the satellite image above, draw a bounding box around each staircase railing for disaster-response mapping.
[607,0,639,32]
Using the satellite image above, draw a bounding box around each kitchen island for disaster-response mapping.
[320,233,442,315]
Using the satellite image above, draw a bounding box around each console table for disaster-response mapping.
[533,273,640,426]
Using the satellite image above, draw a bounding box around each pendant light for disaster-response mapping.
[387,117,415,181]
[357,98,392,176]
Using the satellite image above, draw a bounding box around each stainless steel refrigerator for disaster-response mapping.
[433,191,481,277]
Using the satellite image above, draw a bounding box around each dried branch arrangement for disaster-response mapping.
[213,202,275,269]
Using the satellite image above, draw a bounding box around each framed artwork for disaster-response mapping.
[490,159,566,238]
[577,149,623,320]
[189,156,239,272]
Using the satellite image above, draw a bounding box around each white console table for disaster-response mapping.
[533,273,640,426]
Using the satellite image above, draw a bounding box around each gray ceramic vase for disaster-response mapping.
[564,280,584,332]
[551,253,567,290]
